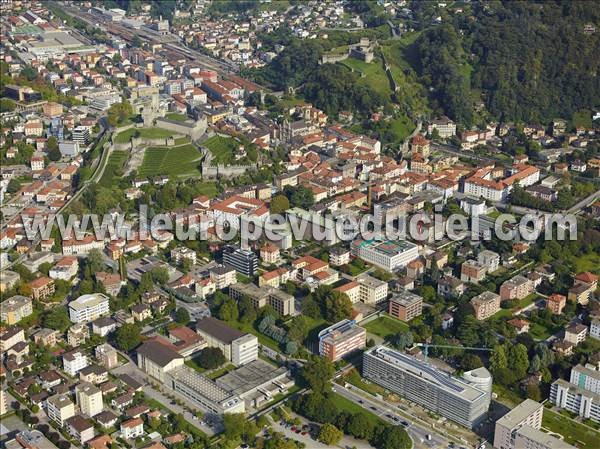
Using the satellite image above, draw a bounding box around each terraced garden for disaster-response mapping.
[114,127,176,144]
[138,144,203,178]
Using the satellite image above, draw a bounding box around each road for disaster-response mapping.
[331,383,454,449]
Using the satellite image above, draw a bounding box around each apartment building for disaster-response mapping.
[46,394,75,426]
[500,275,534,301]
[1,295,33,325]
[350,238,419,272]
[388,291,423,322]
[318,320,366,362]
[550,379,600,423]
[329,246,351,266]
[471,292,501,320]
[76,382,103,417]
[209,264,237,289]
[229,282,295,316]
[69,293,110,323]
[493,399,573,449]
[565,323,588,345]
[477,250,500,273]
[546,294,566,315]
[461,260,487,284]
[363,347,490,428]
[570,364,600,394]
[63,350,89,376]
[120,418,144,439]
[67,323,89,347]
[222,245,258,277]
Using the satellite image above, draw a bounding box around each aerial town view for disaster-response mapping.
[0,1,599,449]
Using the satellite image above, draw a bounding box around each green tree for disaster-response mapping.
[107,100,133,127]
[318,423,343,445]
[393,330,414,350]
[174,308,190,325]
[47,136,61,161]
[43,307,70,331]
[302,355,335,394]
[376,426,412,449]
[323,290,352,322]
[151,266,170,284]
[218,297,239,322]
[238,295,257,324]
[6,178,21,194]
[0,98,16,112]
[196,347,226,369]
[287,315,309,342]
[270,194,290,214]
[115,323,141,351]
[347,413,374,440]
[510,343,530,379]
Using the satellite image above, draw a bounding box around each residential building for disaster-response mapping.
[29,276,55,300]
[350,238,419,272]
[329,246,351,266]
[171,247,197,266]
[69,293,110,323]
[66,416,95,444]
[33,328,59,347]
[260,243,280,264]
[67,323,89,347]
[388,291,423,322]
[550,379,600,423]
[318,320,366,362]
[427,116,456,139]
[437,276,466,299]
[0,326,25,351]
[471,292,501,320]
[63,350,89,376]
[46,394,75,426]
[363,347,490,428]
[461,260,487,284]
[0,270,20,293]
[355,273,388,304]
[73,126,90,146]
[500,275,534,301]
[493,399,573,449]
[209,265,237,289]
[477,250,500,273]
[564,323,588,345]
[591,319,600,340]
[137,339,185,383]
[195,317,258,365]
[92,317,117,336]
[222,245,258,277]
[1,295,33,325]
[121,418,144,439]
[546,294,566,315]
[76,382,103,417]
[229,282,295,316]
[569,364,600,394]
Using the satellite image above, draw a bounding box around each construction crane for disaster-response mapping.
[416,343,493,361]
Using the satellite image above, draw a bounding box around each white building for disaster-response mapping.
[69,293,110,323]
[590,318,600,340]
[350,238,419,272]
[75,382,103,417]
[231,333,258,366]
[46,394,75,426]
[63,350,89,376]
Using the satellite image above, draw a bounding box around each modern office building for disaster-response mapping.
[363,346,490,428]
[318,320,366,362]
[195,317,258,365]
[550,378,600,422]
[222,246,258,277]
[72,126,90,146]
[69,293,110,323]
[75,382,103,417]
[493,399,575,449]
[388,291,423,322]
[350,238,419,272]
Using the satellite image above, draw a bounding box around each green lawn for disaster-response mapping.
[206,364,236,380]
[341,369,385,397]
[138,144,202,178]
[340,57,391,99]
[542,409,600,448]
[202,135,240,165]
[363,315,409,339]
[99,151,128,187]
[114,127,176,144]
[165,112,189,122]
[528,322,552,340]
[193,182,218,198]
[569,253,600,275]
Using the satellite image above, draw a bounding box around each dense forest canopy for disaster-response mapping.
[250,0,600,125]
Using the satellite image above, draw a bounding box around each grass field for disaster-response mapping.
[340,57,391,99]
[364,315,409,339]
[138,144,202,178]
[570,253,600,275]
[542,409,600,448]
[203,135,239,165]
[99,151,128,187]
[165,112,189,122]
[114,127,176,144]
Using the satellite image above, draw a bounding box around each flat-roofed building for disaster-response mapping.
[570,363,600,394]
[195,317,258,365]
[388,291,423,322]
[493,399,575,449]
[500,275,534,301]
[1,295,33,325]
[318,319,366,361]
[165,366,245,415]
[76,382,103,417]
[363,346,490,428]
[471,291,501,320]
[46,394,75,426]
[229,283,294,316]
[350,238,419,272]
[69,293,110,323]
[231,333,259,366]
[550,378,600,423]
